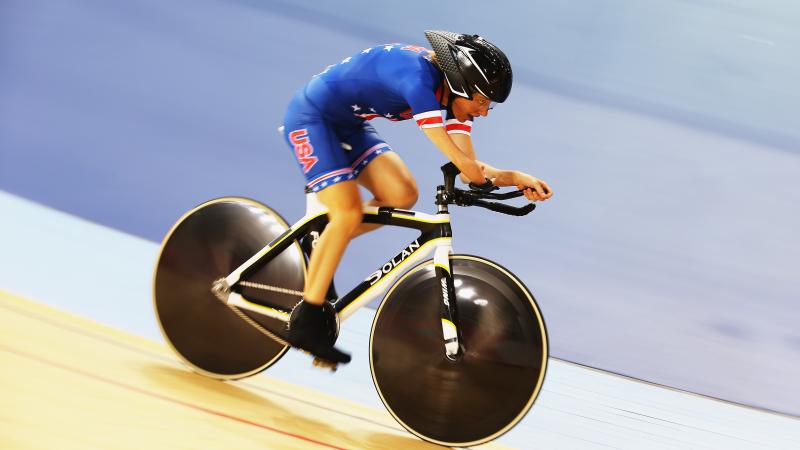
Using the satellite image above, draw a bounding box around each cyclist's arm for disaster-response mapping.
[448,132,514,186]
[449,132,553,201]
[421,127,485,183]
[396,68,484,183]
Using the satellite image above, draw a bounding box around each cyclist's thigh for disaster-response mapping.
[359,152,418,207]
[345,122,418,203]
[283,95,355,193]
[338,122,418,205]
[314,179,362,217]
[337,121,392,178]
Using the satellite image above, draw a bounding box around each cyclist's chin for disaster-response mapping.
[453,111,471,122]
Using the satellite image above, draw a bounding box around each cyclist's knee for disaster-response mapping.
[400,187,419,209]
[327,204,363,232]
[388,186,418,210]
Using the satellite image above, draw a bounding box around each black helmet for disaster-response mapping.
[424,30,513,103]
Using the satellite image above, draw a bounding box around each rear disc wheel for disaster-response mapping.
[153,197,306,379]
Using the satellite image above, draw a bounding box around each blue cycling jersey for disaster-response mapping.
[308,44,444,126]
[283,43,473,192]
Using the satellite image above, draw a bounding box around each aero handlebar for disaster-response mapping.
[439,163,536,216]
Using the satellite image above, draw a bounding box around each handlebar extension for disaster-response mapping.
[439,163,536,216]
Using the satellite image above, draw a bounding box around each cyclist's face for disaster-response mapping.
[452,93,493,122]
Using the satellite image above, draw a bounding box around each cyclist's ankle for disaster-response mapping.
[287,300,350,364]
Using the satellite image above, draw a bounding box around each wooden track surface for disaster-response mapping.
[0,290,511,450]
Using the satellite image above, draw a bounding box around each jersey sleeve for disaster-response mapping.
[400,83,443,129]
[395,66,444,130]
[443,108,474,136]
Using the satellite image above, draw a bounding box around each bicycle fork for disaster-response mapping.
[433,242,464,360]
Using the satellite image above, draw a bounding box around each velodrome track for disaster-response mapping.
[2,191,798,449]
[4,0,800,416]
[2,2,800,446]
[1,291,503,450]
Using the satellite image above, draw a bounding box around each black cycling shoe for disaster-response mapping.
[287,300,351,365]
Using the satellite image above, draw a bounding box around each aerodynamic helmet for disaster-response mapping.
[424,30,513,103]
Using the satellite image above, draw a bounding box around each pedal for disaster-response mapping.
[312,357,338,372]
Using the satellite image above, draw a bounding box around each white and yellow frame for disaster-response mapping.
[219,188,465,358]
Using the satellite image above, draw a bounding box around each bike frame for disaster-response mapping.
[220,188,464,358]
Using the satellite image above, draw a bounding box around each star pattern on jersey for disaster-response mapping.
[352,106,404,122]
[310,173,355,192]
[315,64,335,77]
[312,42,441,134]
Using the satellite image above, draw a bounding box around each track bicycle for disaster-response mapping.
[153,162,549,446]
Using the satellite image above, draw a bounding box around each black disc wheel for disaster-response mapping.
[153,197,306,379]
[370,255,548,446]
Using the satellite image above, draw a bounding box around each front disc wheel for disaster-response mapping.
[370,255,548,446]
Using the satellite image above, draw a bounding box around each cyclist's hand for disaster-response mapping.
[468,178,496,193]
[513,172,553,202]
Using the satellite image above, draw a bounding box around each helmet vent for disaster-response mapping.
[424,30,460,75]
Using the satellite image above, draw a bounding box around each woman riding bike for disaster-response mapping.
[282,30,553,364]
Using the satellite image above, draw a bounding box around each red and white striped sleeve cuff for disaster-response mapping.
[414,111,444,129]
[445,119,473,136]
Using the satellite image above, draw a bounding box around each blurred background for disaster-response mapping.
[1,0,798,416]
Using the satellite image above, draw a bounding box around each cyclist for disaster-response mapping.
[282,30,553,365]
